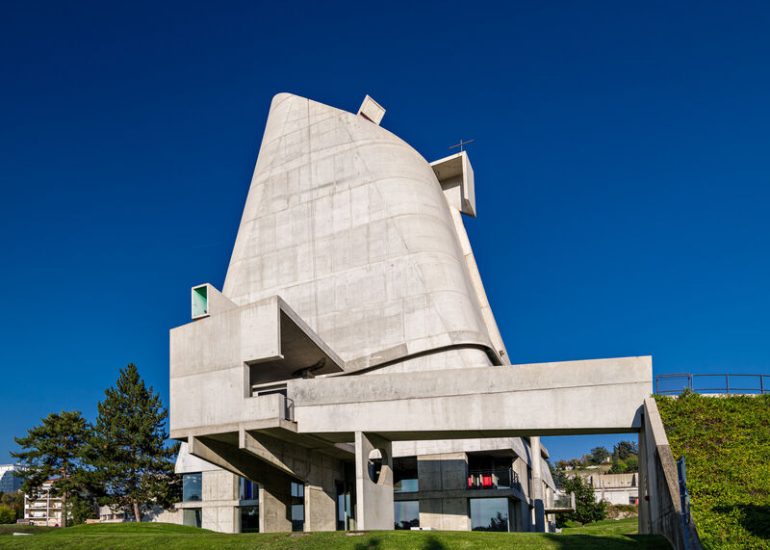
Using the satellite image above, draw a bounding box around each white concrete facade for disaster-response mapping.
[169,93,654,535]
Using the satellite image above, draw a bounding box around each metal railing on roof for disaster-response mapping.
[655,373,769,395]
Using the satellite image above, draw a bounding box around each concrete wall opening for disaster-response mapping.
[191,285,208,319]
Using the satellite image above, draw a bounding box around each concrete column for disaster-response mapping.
[305,453,340,532]
[529,436,545,532]
[259,476,292,533]
[354,432,394,531]
[638,423,651,534]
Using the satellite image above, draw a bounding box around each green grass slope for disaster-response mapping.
[0,519,669,549]
[656,392,770,549]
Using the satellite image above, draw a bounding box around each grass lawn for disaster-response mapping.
[0,518,670,549]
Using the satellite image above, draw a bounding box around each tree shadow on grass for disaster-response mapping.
[544,534,673,549]
[713,503,770,539]
[421,535,447,550]
[354,535,382,550]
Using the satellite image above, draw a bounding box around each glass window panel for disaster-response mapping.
[239,505,259,533]
[394,500,419,530]
[290,481,304,498]
[394,456,419,493]
[183,508,202,528]
[291,504,304,531]
[182,473,202,502]
[239,477,258,501]
[470,498,509,532]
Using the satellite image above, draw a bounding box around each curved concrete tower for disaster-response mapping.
[169,93,654,537]
[222,93,507,372]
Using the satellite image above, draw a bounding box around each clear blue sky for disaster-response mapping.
[2,0,770,464]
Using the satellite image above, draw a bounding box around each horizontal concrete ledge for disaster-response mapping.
[302,427,641,443]
[290,356,651,439]
[170,417,295,441]
[291,356,652,406]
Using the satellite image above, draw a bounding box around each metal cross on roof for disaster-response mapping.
[449,138,475,152]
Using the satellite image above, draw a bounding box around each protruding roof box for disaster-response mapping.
[357,95,386,125]
[431,151,476,217]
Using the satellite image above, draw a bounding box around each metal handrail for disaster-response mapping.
[467,468,520,490]
[283,396,295,421]
[655,373,769,395]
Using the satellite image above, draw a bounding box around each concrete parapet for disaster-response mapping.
[639,397,702,549]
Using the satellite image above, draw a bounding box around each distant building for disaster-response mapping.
[24,481,63,526]
[98,504,180,524]
[0,464,22,493]
[570,471,639,506]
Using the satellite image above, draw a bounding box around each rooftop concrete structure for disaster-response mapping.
[168,92,679,540]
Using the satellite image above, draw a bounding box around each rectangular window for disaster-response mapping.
[183,508,202,528]
[239,505,259,533]
[290,481,304,532]
[394,500,419,530]
[290,481,304,499]
[470,498,509,532]
[239,477,258,501]
[191,285,208,318]
[393,456,419,493]
[182,473,202,502]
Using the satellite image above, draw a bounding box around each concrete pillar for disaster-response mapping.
[529,436,545,532]
[305,453,340,532]
[638,423,651,534]
[259,476,292,533]
[354,432,394,530]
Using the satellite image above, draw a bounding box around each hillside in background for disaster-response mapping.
[656,392,770,549]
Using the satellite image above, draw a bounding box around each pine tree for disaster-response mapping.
[12,411,91,527]
[89,364,178,521]
[559,474,607,525]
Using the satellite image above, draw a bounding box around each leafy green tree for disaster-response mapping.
[0,492,24,521]
[588,446,611,465]
[89,364,178,522]
[12,411,92,527]
[609,440,640,473]
[614,440,638,460]
[0,505,15,524]
[558,475,607,525]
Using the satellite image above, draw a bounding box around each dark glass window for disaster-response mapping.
[470,498,509,531]
[183,508,202,528]
[239,505,259,533]
[182,473,202,502]
[239,477,258,501]
[394,500,419,530]
[290,481,304,531]
[394,456,418,493]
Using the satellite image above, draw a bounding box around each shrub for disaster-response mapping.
[0,505,15,524]
[556,475,607,526]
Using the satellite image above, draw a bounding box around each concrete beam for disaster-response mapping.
[290,357,652,440]
[239,429,310,479]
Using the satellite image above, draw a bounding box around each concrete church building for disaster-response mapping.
[169,93,673,540]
